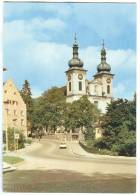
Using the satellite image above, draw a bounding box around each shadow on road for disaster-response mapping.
[3,169,136,193]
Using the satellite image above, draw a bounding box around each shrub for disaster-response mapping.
[7,128,15,151]
[6,128,25,151]
[99,149,118,156]
[18,131,25,149]
[25,138,32,144]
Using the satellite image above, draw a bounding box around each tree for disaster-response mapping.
[94,98,136,156]
[63,96,100,139]
[42,86,66,104]
[20,80,33,133]
[31,86,66,134]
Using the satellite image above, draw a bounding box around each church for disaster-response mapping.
[65,35,114,113]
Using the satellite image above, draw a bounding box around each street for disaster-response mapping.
[3,138,136,192]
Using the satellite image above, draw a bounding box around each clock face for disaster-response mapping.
[68,74,71,81]
[106,78,111,83]
[78,74,83,80]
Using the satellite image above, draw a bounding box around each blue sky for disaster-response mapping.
[3,2,136,99]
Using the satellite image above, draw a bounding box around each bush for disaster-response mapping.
[6,128,25,151]
[7,128,15,151]
[86,139,94,148]
[18,131,25,149]
[99,149,118,156]
[25,138,32,144]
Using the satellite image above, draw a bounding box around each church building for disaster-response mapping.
[65,35,114,113]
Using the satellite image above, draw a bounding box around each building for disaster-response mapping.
[65,36,114,113]
[3,79,27,137]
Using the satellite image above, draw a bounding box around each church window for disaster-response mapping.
[79,81,82,91]
[107,85,110,94]
[69,82,71,91]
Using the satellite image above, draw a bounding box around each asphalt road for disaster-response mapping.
[3,138,136,193]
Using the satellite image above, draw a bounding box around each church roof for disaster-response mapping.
[97,40,111,73]
[68,34,84,68]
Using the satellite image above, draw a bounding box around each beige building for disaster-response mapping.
[3,79,27,137]
[66,36,114,114]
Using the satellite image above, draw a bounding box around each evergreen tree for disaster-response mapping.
[20,80,33,134]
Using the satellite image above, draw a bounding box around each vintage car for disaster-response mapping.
[59,142,67,149]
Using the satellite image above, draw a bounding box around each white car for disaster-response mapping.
[59,142,67,149]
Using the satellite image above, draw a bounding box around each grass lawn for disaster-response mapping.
[3,156,24,164]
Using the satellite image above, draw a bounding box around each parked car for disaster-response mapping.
[59,142,67,149]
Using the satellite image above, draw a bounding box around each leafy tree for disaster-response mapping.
[31,86,66,134]
[63,96,100,139]
[42,86,66,104]
[95,98,136,156]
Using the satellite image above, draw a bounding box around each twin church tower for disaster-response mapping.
[65,35,114,113]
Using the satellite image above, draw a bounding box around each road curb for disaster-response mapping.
[69,142,136,160]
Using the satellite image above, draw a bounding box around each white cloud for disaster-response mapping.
[3,19,136,99]
[30,18,66,31]
[72,3,136,39]
[4,3,73,20]
[113,83,126,99]
[108,49,136,71]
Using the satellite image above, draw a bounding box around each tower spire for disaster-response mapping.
[73,33,78,59]
[97,40,111,73]
[102,39,105,49]
[74,33,77,44]
[101,39,106,62]
[68,34,83,68]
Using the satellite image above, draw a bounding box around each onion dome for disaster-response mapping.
[97,40,111,73]
[68,33,83,68]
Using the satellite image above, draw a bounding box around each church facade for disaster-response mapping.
[65,36,114,113]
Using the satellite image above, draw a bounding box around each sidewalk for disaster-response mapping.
[69,141,136,160]
[3,141,42,171]
[3,162,16,173]
[4,141,42,157]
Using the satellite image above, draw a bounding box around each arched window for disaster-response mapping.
[107,85,110,94]
[69,82,71,91]
[79,81,82,91]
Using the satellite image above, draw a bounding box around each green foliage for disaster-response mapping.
[32,89,100,136]
[3,156,24,164]
[7,128,15,151]
[63,96,100,137]
[95,98,136,156]
[25,138,32,144]
[7,128,25,151]
[31,86,66,133]
[18,131,25,149]
[20,80,33,132]
[42,86,66,104]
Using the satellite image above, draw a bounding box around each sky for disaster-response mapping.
[3,2,136,99]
